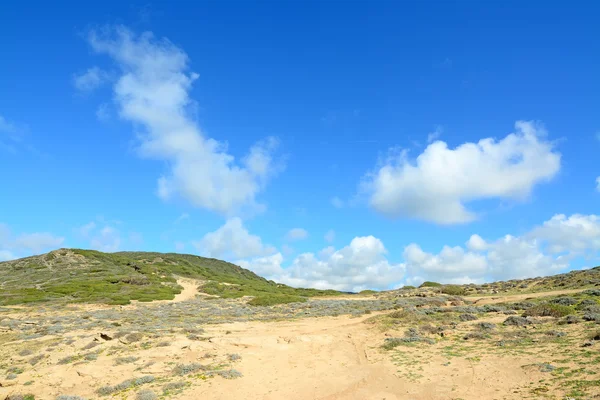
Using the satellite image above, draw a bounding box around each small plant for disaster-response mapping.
[29,354,44,365]
[56,396,88,400]
[503,316,532,327]
[173,363,206,376]
[115,356,139,365]
[124,332,145,343]
[19,349,34,356]
[58,355,77,365]
[136,390,157,400]
[82,342,99,350]
[228,353,242,361]
[216,369,243,379]
[163,381,188,394]
[459,313,478,321]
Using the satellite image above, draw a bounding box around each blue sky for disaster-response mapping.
[1,1,599,291]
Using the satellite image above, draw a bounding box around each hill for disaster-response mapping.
[0,248,340,306]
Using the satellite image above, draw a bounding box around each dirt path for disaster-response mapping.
[185,314,406,400]
[466,288,587,305]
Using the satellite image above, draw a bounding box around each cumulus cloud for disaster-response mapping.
[73,67,109,92]
[239,236,406,292]
[285,228,308,241]
[13,233,64,253]
[528,214,600,255]
[362,121,561,224]
[90,226,121,252]
[194,218,275,259]
[234,213,599,291]
[85,26,281,215]
[76,221,121,252]
[0,223,64,259]
[405,213,600,286]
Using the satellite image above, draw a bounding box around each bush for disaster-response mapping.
[441,285,465,296]
[163,381,187,394]
[459,313,478,321]
[136,390,157,400]
[173,363,206,376]
[382,336,435,350]
[56,396,87,400]
[550,297,578,306]
[503,316,532,327]
[419,281,442,288]
[247,294,307,306]
[523,303,574,318]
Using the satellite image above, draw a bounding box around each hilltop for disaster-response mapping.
[0,248,340,306]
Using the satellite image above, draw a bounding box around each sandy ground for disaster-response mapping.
[1,287,598,399]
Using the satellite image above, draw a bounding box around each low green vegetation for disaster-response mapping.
[247,294,308,306]
[440,285,466,296]
[419,281,442,288]
[0,249,342,306]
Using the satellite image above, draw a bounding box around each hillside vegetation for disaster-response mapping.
[0,249,340,306]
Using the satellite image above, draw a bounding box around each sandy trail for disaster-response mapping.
[466,288,587,305]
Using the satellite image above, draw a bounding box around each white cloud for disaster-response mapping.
[404,213,600,285]
[324,229,335,243]
[85,26,281,215]
[77,221,97,238]
[596,176,600,192]
[194,217,275,259]
[285,228,308,241]
[427,125,443,143]
[174,213,189,224]
[281,244,294,256]
[0,223,64,259]
[466,234,487,251]
[331,196,344,208]
[0,250,16,262]
[90,226,121,252]
[362,121,561,224]
[239,236,406,292]
[13,233,64,253]
[73,66,109,92]
[77,221,121,252]
[528,214,600,255]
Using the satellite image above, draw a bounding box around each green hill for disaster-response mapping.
[0,248,340,306]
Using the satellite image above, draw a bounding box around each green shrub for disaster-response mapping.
[247,294,307,306]
[441,285,465,296]
[419,281,442,288]
[523,303,574,318]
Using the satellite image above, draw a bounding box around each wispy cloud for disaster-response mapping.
[82,26,283,216]
[73,67,109,92]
